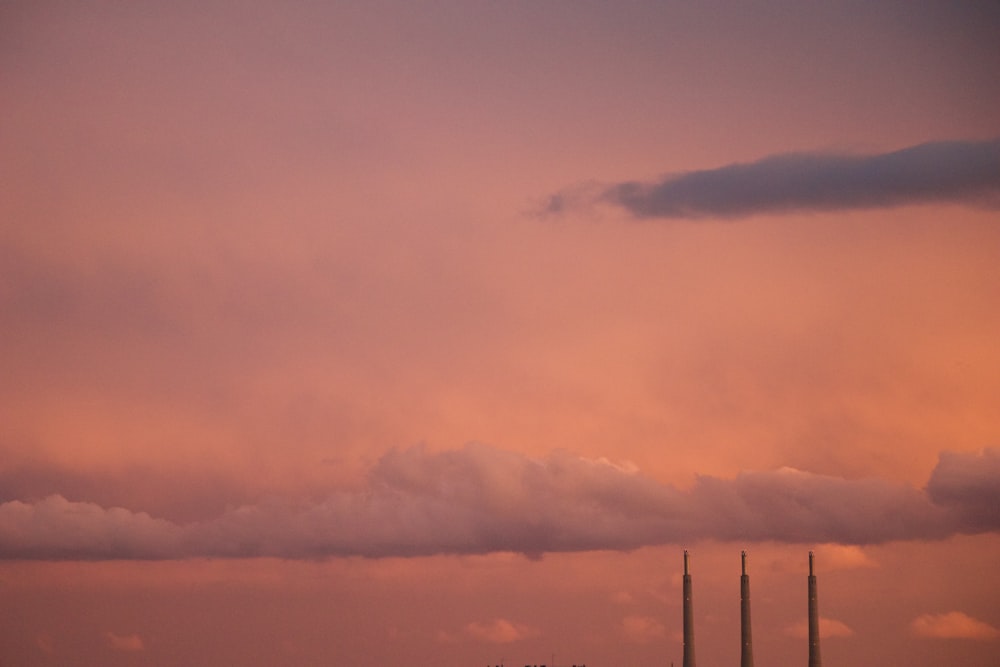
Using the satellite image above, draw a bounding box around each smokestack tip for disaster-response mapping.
[742,550,747,575]
[809,551,815,576]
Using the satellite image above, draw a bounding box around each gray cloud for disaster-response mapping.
[925,448,1000,533]
[0,495,185,560]
[1,445,997,560]
[0,459,260,524]
[553,138,1000,219]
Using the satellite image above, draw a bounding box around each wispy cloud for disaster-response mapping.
[464,618,538,643]
[811,544,878,570]
[622,615,666,643]
[105,631,144,652]
[35,634,55,655]
[1,445,998,560]
[911,612,1000,640]
[785,617,854,639]
[548,138,1000,220]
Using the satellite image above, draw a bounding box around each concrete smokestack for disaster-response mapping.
[808,551,821,667]
[741,551,754,667]
[683,550,695,667]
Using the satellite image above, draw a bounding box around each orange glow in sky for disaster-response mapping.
[2,2,1000,666]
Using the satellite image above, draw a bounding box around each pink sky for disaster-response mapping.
[2,2,1000,665]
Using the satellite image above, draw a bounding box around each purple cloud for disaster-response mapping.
[925,448,1000,532]
[1,445,997,560]
[549,138,1000,220]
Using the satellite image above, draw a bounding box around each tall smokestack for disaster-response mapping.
[683,550,695,667]
[741,551,754,667]
[808,551,821,667]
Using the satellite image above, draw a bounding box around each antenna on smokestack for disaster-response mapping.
[683,550,695,667]
[740,551,754,667]
[808,551,821,667]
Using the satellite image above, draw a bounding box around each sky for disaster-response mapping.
[2,1,1000,665]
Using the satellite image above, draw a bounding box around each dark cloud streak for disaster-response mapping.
[574,138,1000,219]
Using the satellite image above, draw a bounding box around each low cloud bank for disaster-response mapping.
[1,445,998,560]
[548,138,1000,220]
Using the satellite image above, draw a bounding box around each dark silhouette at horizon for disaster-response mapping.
[683,550,695,667]
[809,551,822,667]
[741,551,754,667]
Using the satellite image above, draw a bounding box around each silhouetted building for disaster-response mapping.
[808,551,821,667]
[741,551,754,667]
[683,550,695,667]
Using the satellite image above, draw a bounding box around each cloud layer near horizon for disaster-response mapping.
[550,138,1000,219]
[2,445,998,560]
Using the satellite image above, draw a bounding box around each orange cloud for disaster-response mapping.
[812,544,878,570]
[435,629,460,644]
[622,615,666,643]
[610,590,635,605]
[35,634,55,655]
[464,618,538,643]
[911,612,1000,640]
[105,631,144,651]
[785,617,854,639]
